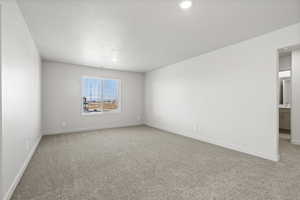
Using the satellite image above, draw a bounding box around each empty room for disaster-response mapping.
[1,0,300,199]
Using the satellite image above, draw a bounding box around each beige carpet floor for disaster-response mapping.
[12,126,300,200]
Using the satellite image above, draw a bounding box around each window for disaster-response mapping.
[82,77,120,114]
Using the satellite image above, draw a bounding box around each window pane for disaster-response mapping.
[103,79,119,111]
[82,78,102,113]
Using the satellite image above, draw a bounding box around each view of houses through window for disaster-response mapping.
[82,77,120,113]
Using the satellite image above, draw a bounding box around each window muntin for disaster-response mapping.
[82,77,120,114]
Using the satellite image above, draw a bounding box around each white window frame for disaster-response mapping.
[81,76,121,115]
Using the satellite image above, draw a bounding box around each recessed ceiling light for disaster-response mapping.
[179,0,192,10]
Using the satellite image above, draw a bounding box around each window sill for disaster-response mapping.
[81,110,121,116]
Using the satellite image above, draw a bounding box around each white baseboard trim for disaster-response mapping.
[42,122,144,135]
[3,136,42,200]
[291,139,300,145]
[145,122,279,162]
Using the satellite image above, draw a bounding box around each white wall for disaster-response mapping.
[145,23,300,161]
[1,0,41,199]
[42,61,144,135]
[0,4,2,199]
[292,49,300,144]
[0,3,3,199]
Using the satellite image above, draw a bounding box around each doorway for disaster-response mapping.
[278,51,291,142]
[277,45,300,155]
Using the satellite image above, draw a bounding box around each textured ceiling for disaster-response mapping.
[18,0,300,72]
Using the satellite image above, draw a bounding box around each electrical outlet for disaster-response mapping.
[193,124,198,132]
[61,121,67,128]
[193,124,201,132]
[197,124,201,132]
